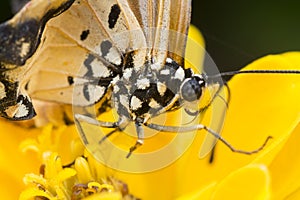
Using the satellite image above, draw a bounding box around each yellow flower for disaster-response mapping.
[20,152,136,199]
[175,51,300,199]
[0,24,300,200]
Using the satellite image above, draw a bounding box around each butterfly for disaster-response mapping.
[1,0,299,164]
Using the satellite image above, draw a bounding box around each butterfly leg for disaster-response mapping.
[155,95,179,116]
[75,114,120,145]
[126,122,144,158]
[75,114,117,128]
[145,122,272,155]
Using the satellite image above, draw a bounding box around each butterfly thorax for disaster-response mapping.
[112,57,201,124]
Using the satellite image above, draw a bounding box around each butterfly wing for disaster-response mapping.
[126,0,191,68]
[0,0,74,120]
[14,0,192,111]
[25,0,147,106]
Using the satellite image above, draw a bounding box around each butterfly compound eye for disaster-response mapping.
[180,75,205,102]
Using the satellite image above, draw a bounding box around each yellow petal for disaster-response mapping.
[176,182,216,200]
[269,122,300,199]
[44,153,63,179]
[55,168,77,183]
[212,164,271,200]
[185,25,205,70]
[75,156,94,183]
[0,120,41,199]
[56,125,85,164]
[213,52,300,166]
[19,187,52,200]
[82,192,122,200]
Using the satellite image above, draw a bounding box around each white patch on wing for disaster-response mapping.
[136,78,150,89]
[90,58,111,77]
[88,85,105,102]
[73,85,105,105]
[14,104,29,118]
[0,82,6,99]
[130,96,143,110]
[105,46,122,65]
[157,82,167,96]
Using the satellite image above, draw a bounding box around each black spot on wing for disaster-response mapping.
[100,40,112,57]
[108,4,121,29]
[80,29,90,41]
[67,76,74,85]
[83,54,95,77]
[83,85,90,101]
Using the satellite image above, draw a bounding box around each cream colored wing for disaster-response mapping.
[0,0,74,120]
[24,0,192,106]
[25,0,147,106]
[127,0,192,67]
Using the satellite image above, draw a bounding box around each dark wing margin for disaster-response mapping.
[0,0,75,120]
[0,0,75,67]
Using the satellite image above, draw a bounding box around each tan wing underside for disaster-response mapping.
[25,0,191,105]
[25,0,147,105]
[127,0,192,67]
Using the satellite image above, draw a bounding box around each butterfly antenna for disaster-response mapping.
[210,69,300,80]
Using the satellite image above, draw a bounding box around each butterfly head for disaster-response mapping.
[180,74,206,103]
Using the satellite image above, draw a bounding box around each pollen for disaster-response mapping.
[20,152,139,200]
